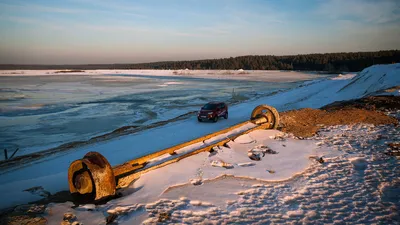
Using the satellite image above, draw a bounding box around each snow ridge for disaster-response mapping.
[337,63,400,97]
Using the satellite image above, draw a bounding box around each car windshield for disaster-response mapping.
[202,103,217,110]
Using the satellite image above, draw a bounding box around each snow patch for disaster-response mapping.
[233,133,256,144]
[287,209,304,217]
[305,210,318,218]
[330,73,357,80]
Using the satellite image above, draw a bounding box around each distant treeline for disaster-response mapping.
[1,50,399,72]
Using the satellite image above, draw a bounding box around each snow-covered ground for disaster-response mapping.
[136,123,399,224]
[46,116,400,224]
[0,64,400,224]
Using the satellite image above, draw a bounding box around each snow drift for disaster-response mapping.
[337,64,400,96]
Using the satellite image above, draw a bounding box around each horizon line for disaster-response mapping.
[0,49,398,66]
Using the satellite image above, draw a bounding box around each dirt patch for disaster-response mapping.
[0,204,47,225]
[280,96,400,138]
[0,215,47,225]
[322,95,400,111]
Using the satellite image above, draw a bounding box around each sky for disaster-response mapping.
[0,0,399,64]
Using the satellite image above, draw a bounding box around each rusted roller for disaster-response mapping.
[250,105,280,129]
[68,152,116,201]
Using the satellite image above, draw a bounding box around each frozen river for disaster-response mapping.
[0,71,324,157]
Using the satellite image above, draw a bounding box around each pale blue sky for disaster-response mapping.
[0,0,399,64]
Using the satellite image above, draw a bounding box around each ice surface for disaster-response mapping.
[0,69,319,83]
[0,70,318,155]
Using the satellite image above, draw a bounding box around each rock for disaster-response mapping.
[158,212,171,222]
[248,153,261,161]
[14,204,46,214]
[106,213,118,224]
[248,145,278,158]
[63,213,76,221]
[237,162,255,167]
[30,205,46,214]
[210,160,233,169]
[190,178,203,186]
[388,142,400,150]
[308,156,324,164]
[62,212,79,225]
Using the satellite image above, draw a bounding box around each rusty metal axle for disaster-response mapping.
[68,104,280,202]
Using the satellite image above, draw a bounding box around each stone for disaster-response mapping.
[63,212,77,222]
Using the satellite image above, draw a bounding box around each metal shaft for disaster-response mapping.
[68,104,280,202]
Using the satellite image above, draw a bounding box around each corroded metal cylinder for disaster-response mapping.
[250,104,280,129]
[68,152,116,201]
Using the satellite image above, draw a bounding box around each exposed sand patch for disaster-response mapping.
[280,96,400,137]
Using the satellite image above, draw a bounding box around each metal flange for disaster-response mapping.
[68,152,116,201]
[250,104,280,129]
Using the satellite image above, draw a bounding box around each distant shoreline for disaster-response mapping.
[1,50,399,72]
[0,69,325,83]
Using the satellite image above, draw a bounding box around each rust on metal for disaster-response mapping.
[68,160,85,194]
[68,152,116,201]
[115,122,272,188]
[74,171,93,194]
[113,120,251,178]
[251,104,279,129]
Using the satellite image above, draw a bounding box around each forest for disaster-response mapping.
[1,50,399,72]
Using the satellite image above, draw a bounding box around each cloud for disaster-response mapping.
[317,0,400,24]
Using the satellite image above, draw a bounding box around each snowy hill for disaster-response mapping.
[337,63,400,97]
[268,63,400,111]
[0,64,399,224]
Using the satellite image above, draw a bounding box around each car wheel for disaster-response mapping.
[224,112,228,119]
[213,116,218,123]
